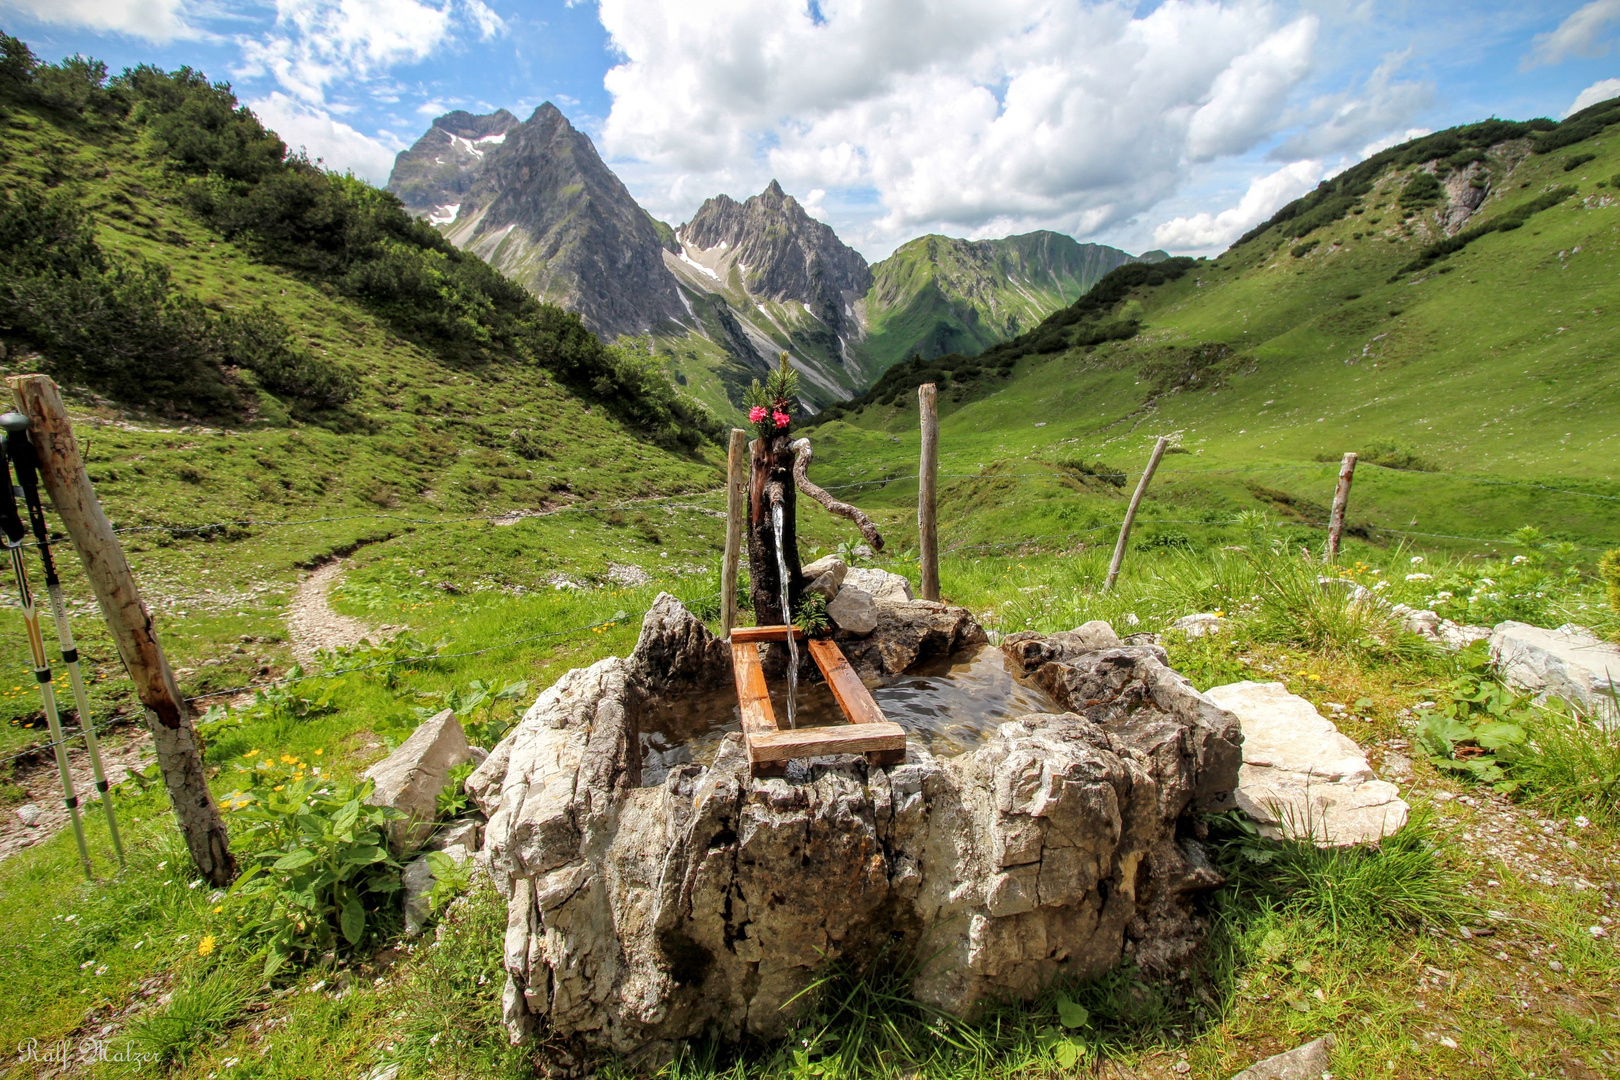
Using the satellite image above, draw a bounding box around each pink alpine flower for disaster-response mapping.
[748,405,769,423]
[772,410,791,428]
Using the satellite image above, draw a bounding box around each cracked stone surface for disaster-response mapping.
[467,601,1241,1058]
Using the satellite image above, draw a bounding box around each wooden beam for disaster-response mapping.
[729,641,785,776]
[917,383,940,601]
[746,722,907,763]
[721,428,748,637]
[729,624,806,644]
[1326,452,1358,563]
[9,375,235,885]
[1104,435,1170,593]
[807,638,903,766]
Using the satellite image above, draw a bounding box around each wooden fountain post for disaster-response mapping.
[746,432,804,627]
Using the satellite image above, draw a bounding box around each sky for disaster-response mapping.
[1,1,1617,260]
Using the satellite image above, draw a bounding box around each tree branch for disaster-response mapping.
[789,438,884,552]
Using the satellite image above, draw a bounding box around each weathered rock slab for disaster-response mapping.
[472,602,1241,1056]
[1170,613,1227,639]
[1490,621,1620,721]
[364,709,473,853]
[1391,605,1489,650]
[1205,681,1407,846]
[800,555,847,588]
[1229,1034,1334,1080]
[842,566,914,603]
[826,586,878,634]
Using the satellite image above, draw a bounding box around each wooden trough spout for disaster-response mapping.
[728,625,906,777]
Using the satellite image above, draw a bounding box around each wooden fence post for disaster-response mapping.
[1326,452,1358,563]
[917,384,939,602]
[9,376,235,886]
[1104,435,1170,593]
[721,428,747,637]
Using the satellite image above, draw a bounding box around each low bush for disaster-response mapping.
[222,753,405,977]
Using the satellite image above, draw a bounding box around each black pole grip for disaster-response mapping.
[0,414,55,583]
[0,444,24,547]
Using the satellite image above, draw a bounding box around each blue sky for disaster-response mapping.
[1,1,1616,259]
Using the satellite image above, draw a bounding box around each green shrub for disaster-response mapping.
[222,755,405,977]
[1399,171,1443,210]
[1600,548,1620,614]
[220,303,359,407]
[1290,239,1319,258]
[1563,152,1597,172]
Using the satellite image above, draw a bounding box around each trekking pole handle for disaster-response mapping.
[0,413,56,583]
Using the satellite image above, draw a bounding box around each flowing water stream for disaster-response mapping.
[770,500,799,728]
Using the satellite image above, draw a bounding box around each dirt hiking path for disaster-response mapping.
[286,559,376,665]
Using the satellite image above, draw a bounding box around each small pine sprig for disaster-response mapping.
[745,351,799,434]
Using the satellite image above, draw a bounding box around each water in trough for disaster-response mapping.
[638,642,1062,786]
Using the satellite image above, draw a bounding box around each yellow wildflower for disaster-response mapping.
[244,749,260,758]
[212,906,224,914]
[313,749,323,756]
[197,935,216,957]
[272,784,284,792]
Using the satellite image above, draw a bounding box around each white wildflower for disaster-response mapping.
[1410,556,1424,564]
[1406,573,1432,582]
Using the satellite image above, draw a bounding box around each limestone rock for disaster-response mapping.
[630,592,732,694]
[1390,605,1489,651]
[364,709,474,853]
[804,571,841,601]
[1170,613,1226,639]
[800,555,847,588]
[15,803,41,827]
[428,818,481,853]
[403,843,472,935]
[1002,620,1125,674]
[1204,681,1407,846]
[842,566,914,604]
[826,586,878,635]
[474,606,1240,1055]
[838,599,987,675]
[1489,621,1620,721]
[1229,1034,1334,1080]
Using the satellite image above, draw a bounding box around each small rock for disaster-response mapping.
[850,544,874,559]
[1228,1035,1334,1080]
[1549,960,1564,972]
[841,566,914,604]
[1205,681,1408,846]
[799,555,847,588]
[363,709,474,854]
[363,1063,399,1080]
[1170,613,1226,639]
[15,803,41,827]
[428,818,481,853]
[804,571,841,601]
[403,845,470,935]
[1489,621,1619,721]
[826,587,879,635]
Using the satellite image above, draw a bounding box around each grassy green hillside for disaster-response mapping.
[0,37,724,757]
[855,231,1151,373]
[808,109,1620,556]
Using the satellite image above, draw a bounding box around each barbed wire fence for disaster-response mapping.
[1,447,1615,771]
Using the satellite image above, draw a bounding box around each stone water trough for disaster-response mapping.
[466,591,1244,1059]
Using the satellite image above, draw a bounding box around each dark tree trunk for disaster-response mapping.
[746,433,803,627]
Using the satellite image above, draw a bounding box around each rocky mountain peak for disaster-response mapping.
[680,181,872,319]
[387,101,686,339]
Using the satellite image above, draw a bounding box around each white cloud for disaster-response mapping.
[249,91,404,184]
[1358,126,1430,159]
[1528,0,1620,68]
[237,0,500,105]
[1568,77,1620,115]
[596,0,1319,247]
[1270,50,1431,160]
[1151,158,1323,252]
[0,0,194,41]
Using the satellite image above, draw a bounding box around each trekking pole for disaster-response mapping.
[2,412,123,865]
[0,439,92,878]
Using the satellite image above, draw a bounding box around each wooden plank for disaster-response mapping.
[746,722,907,762]
[730,624,806,644]
[807,639,886,725]
[806,638,904,765]
[730,641,785,777]
[730,641,778,734]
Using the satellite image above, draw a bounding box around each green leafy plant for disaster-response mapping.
[426,850,473,917]
[795,592,831,638]
[413,678,529,747]
[222,753,405,977]
[436,760,478,819]
[1416,643,1532,790]
[1600,547,1620,616]
[1425,526,1580,628]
